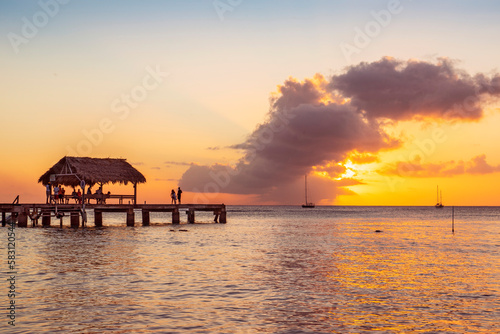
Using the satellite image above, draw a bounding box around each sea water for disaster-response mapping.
[1,206,499,333]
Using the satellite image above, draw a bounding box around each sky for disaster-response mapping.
[1,0,500,206]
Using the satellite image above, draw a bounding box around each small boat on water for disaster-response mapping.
[302,174,315,208]
[435,186,444,208]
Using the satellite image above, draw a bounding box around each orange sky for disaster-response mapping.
[1,1,500,206]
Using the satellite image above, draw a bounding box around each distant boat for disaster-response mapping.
[302,174,315,208]
[435,186,444,208]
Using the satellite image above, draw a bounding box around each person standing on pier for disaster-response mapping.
[77,189,82,204]
[60,187,65,204]
[177,187,183,204]
[45,183,51,204]
[53,185,59,204]
[170,189,177,204]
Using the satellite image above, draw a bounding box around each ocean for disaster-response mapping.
[2,206,499,333]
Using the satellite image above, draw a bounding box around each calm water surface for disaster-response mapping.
[1,206,499,333]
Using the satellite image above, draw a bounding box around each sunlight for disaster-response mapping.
[336,160,356,180]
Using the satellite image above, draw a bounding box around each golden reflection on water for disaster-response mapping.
[3,206,499,333]
[325,219,499,333]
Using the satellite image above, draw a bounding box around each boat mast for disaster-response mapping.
[436,185,439,205]
[305,174,308,204]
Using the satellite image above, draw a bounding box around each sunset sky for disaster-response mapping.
[1,0,500,205]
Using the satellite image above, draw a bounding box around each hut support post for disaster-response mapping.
[70,211,80,228]
[18,209,28,228]
[133,183,137,205]
[94,210,103,227]
[187,209,195,224]
[126,208,135,226]
[2,212,5,227]
[142,210,150,226]
[172,208,180,224]
[42,211,51,227]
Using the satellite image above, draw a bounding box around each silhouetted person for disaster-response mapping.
[53,185,59,204]
[77,189,82,204]
[177,187,183,204]
[170,189,177,204]
[72,188,78,203]
[45,184,51,204]
[60,187,65,204]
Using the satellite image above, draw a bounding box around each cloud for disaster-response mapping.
[349,152,379,164]
[179,57,500,203]
[467,155,500,174]
[165,161,195,166]
[379,154,500,178]
[330,57,500,121]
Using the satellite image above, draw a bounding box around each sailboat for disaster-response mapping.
[302,174,315,208]
[435,186,444,208]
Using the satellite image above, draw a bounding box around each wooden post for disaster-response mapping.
[133,183,137,205]
[42,211,51,227]
[2,212,5,227]
[452,206,455,233]
[94,210,103,227]
[187,209,195,224]
[30,208,38,227]
[70,211,80,228]
[172,207,180,224]
[142,210,150,226]
[126,208,135,226]
[219,205,227,224]
[18,209,28,228]
[81,208,87,227]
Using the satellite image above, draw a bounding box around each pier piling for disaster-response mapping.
[42,211,51,227]
[126,208,135,226]
[172,208,180,224]
[220,207,226,224]
[18,209,28,228]
[187,209,195,224]
[94,210,103,227]
[70,211,80,228]
[142,210,150,226]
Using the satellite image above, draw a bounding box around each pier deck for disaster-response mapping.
[0,203,226,227]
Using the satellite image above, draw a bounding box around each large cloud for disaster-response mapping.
[330,57,500,121]
[179,57,500,203]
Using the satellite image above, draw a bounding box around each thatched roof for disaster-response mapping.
[38,157,146,187]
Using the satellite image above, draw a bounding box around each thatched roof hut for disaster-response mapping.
[38,156,146,188]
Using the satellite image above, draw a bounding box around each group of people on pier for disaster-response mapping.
[45,184,82,204]
[45,184,184,205]
[45,184,112,205]
[170,187,182,204]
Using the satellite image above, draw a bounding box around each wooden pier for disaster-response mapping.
[0,203,226,227]
[2,156,228,228]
